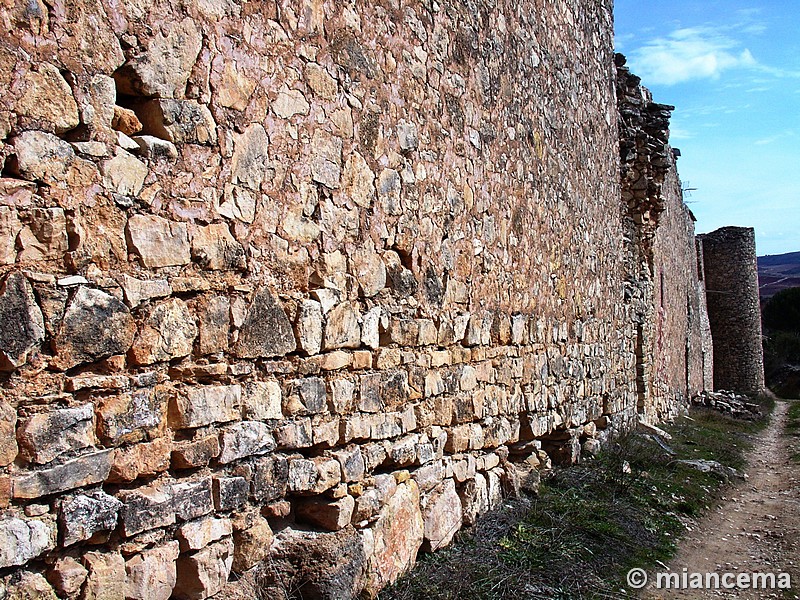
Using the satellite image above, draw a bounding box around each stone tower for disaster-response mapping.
[700,226,766,395]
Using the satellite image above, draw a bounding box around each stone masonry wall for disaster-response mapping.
[700,226,766,396]
[0,1,713,599]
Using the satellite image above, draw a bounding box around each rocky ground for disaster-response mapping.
[644,400,800,599]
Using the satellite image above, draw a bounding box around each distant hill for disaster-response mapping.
[758,251,800,299]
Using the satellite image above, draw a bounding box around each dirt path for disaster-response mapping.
[643,401,800,599]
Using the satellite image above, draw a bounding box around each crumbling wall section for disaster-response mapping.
[700,226,766,396]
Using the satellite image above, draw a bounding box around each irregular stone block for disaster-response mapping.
[96,388,166,446]
[47,556,88,597]
[4,571,58,600]
[397,120,419,151]
[126,214,191,268]
[311,457,342,494]
[217,421,276,463]
[118,484,175,537]
[251,455,288,502]
[0,400,17,466]
[421,478,461,551]
[233,288,296,358]
[132,135,178,159]
[274,418,313,449]
[242,381,282,420]
[284,376,327,415]
[377,168,402,215]
[130,298,197,365]
[352,248,386,297]
[0,206,22,265]
[0,272,45,371]
[323,302,361,350]
[59,489,122,546]
[190,223,246,271]
[136,99,217,145]
[212,476,248,511]
[272,86,310,119]
[16,207,69,262]
[231,515,272,573]
[102,149,148,196]
[108,437,172,483]
[174,537,233,600]
[295,299,323,355]
[310,129,343,189]
[172,435,220,470]
[172,478,214,521]
[114,18,202,98]
[296,495,354,531]
[119,275,171,309]
[51,286,135,371]
[177,516,233,552]
[12,449,114,499]
[304,63,337,99]
[125,541,180,600]
[81,551,126,600]
[169,384,241,429]
[0,515,55,568]
[332,445,365,483]
[342,151,375,208]
[10,131,97,188]
[196,295,230,355]
[287,457,318,493]
[230,123,269,191]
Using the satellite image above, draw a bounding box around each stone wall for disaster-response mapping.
[700,226,766,396]
[0,1,732,598]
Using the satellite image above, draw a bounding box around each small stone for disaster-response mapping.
[295,299,323,355]
[310,129,343,189]
[125,541,180,600]
[0,515,55,568]
[218,184,256,223]
[172,435,221,470]
[127,214,191,268]
[177,516,232,552]
[16,207,69,262]
[196,295,230,355]
[421,478,461,551]
[172,478,214,521]
[81,551,126,600]
[118,484,175,538]
[47,556,88,597]
[213,476,249,511]
[12,449,114,499]
[251,455,289,502]
[217,421,276,463]
[112,105,142,135]
[296,495,354,531]
[108,437,172,483]
[377,168,402,215]
[16,403,94,465]
[232,515,272,572]
[130,298,197,365]
[169,384,241,429]
[341,151,375,208]
[230,123,269,191]
[136,99,217,145]
[59,489,122,546]
[120,274,172,308]
[352,248,386,297]
[0,207,21,265]
[96,388,165,446]
[0,272,45,371]
[323,302,361,350]
[217,62,256,111]
[397,120,419,151]
[5,571,58,600]
[132,135,179,159]
[272,85,310,119]
[174,538,234,600]
[114,18,202,98]
[274,418,313,449]
[15,62,79,134]
[287,457,318,493]
[242,381,283,421]
[233,288,296,358]
[102,150,148,196]
[304,63,337,99]
[0,400,17,466]
[190,223,246,270]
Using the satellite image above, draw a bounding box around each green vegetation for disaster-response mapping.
[380,408,768,600]
[784,401,800,464]
[763,287,800,399]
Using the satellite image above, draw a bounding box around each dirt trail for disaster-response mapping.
[644,401,800,599]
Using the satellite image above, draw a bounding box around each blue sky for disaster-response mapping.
[615,1,800,257]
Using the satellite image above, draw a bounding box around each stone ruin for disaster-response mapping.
[0,0,765,598]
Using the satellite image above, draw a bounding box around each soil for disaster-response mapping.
[643,401,800,599]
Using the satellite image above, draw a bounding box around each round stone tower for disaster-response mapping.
[700,226,765,395]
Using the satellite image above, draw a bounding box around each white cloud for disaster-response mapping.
[629,27,758,85]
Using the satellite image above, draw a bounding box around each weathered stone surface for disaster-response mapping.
[132,135,179,159]
[172,478,214,521]
[10,131,97,188]
[230,123,269,191]
[81,551,126,600]
[0,207,21,265]
[272,86,310,119]
[196,295,230,355]
[118,483,175,537]
[12,449,114,499]
[0,272,45,371]
[96,388,165,445]
[130,298,197,365]
[275,418,313,449]
[4,571,58,600]
[352,248,386,297]
[136,99,217,145]
[304,63,338,99]
[377,168,402,215]
[231,515,272,572]
[127,214,191,268]
[102,150,148,196]
[296,494,354,531]
[421,478,461,551]
[217,421,276,463]
[341,151,375,208]
[241,381,282,420]
[16,403,95,465]
[112,105,142,135]
[114,18,202,98]
[177,517,232,552]
[216,62,256,111]
[397,120,419,151]
[174,537,233,600]
[213,476,249,511]
[266,527,367,600]
[190,223,246,271]
[59,489,122,546]
[0,516,55,568]
[310,130,343,189]
[172,435,220,470]
[51,286,136,370]
[47,556,88,597]
[108,437,172,482]
[14,63,80,133]
[170,384,240,429]
[323,302,361,350]
[363,480,424,596]
[252,454,289,502]
[17,207,69,262]
[125,541,180,600]
[295,299,323,355]
[233,288,296,358]
[0,400,17,466]
[284,377,327,415]
[332,445,365,483]
[120,275,172,308]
